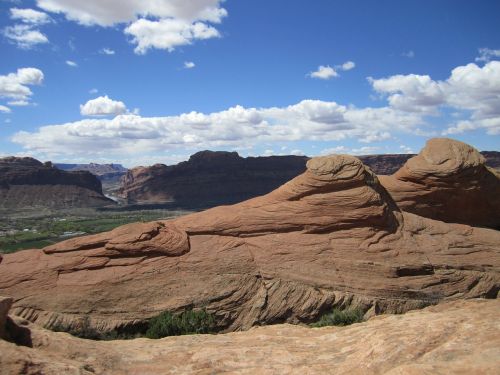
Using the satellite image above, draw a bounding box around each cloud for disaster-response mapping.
[321,145,381,156]
[10,8,51,25]
[309,65,338,80]
[7,100,30,106]
[0,105,11,113]
[369,74,445,113]
[184,61,196,69]
[80,95,128,116]
[476,48,500,63]
[402,50,415,58]
[66,60,78,67]
[0,68,44,107]
[125,18,220,54]
[340,61,355,71]
[3,24,49,48]
[89,88,98,94]
[309,61,355,80]
[36,0,227,26]
[370,61,500,134]
[99,47,115,55]
[12,99,421,158]
[35,0,227,53]
[4,8,51,49]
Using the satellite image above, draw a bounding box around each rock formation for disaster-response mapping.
[117,149,499,208]
[0,157,114,213]
[1,152,498,333]
[55,163,128,193]
[118,151,309,206]
[0,299,498,374]
[379,138,500,229]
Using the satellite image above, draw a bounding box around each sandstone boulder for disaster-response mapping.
[0,153,498,333]
[379,138,500,229]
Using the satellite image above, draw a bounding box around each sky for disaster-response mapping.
[1,0,499,167]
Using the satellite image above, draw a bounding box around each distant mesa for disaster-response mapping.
[0,156,114,213]
[380,138,500,229]
[117,151,309,206]
[1,142,498,335]
[117,149,499,209]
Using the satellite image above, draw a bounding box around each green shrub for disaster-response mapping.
[145,309,216,339]
[311,307,364,327]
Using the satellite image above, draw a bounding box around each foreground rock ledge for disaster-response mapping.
[0,153,499,332]
[0,299,499,375]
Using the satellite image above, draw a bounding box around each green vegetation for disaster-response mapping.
[0,209,191,253]
[145,309,216,339]
[46,309,216,341]
[311,307,364,327]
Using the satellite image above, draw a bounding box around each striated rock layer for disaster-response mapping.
[116,148,499,208]
[0,299,499,374]
[0,153,499,333]
[380,138,500,229]
[118,151,309,206]
[0,157,113,212]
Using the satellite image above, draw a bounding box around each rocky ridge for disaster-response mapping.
[0,298,498,374]
[1,143,498,334]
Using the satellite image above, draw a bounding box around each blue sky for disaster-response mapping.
[1,0,499,167]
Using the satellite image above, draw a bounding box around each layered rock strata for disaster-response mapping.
[380,138,500,229]
[0,153,498,333]
[0,157,113,211]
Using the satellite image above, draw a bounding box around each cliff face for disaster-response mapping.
[118,151,309,205]
[117,150,499,206]
[0,157,113,211]
[1,148,498,334]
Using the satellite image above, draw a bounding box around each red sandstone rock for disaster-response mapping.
[0,153,498,334]
[379,138,500,229]
[0,299,498,375]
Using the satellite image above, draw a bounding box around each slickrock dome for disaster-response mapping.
[0,153,498,334]
[379,138,500,228]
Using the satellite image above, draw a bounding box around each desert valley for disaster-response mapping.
[1,1,500,374]
[1,138,499,374]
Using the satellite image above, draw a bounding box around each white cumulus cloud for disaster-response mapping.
[310,65,338,80]
[125,18,220,54]
[66,60,78,67]
[10,8,51,25]
[0,105,11,113]
[0,68,44,108]
[184,61,196,69]
[370,61,500,134]
[3,24,49,48]
[35,0,227,53]
[80,95,128,116]
[12,99,421,159]
[340,61,355,71]
[476,47,500,63]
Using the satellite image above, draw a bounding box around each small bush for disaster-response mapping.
[145,309,216,339]
[311,308,364,327]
